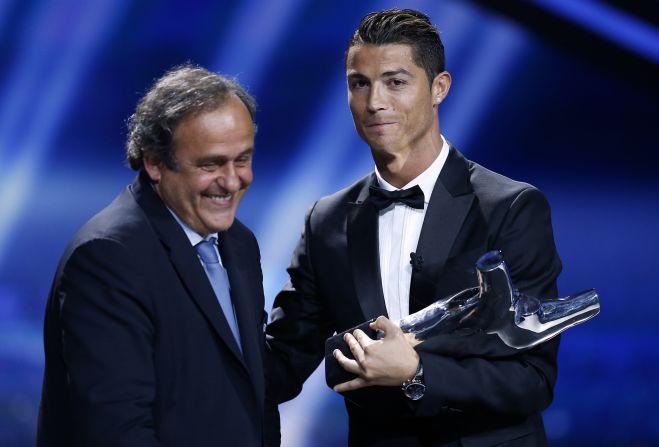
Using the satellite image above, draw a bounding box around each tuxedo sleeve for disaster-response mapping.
[415,187,562,417]
[57,238,161,446]
[266,202,335,404]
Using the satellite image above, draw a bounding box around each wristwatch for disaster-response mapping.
[402,360,425,401]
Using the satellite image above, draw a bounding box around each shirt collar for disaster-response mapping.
[374,134,450,204]
[166,207,218,246]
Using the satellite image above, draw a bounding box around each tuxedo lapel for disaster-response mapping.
[218,232,264,409]
[130,173,246,366]
[347,175,389,320]
[409,147,475,312]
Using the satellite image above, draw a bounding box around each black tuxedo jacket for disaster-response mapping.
[37,172,268,446]
[267,147,562,446]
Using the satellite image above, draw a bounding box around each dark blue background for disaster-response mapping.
[0,0,657,445]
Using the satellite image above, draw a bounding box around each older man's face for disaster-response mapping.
[145,95,254,236]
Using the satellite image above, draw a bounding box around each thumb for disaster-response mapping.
[370,315,401,338]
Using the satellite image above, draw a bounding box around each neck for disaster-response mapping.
[373,130,443,188]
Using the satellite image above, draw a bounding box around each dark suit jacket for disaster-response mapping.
[266,147,562,446]
[37,172,268,446]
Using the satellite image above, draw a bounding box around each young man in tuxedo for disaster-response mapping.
[266,9,562,446]
[38,65,271,446]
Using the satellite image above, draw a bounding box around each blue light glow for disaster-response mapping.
[531,0,659,63]
[0,1,656,446]
[0,0,128,266]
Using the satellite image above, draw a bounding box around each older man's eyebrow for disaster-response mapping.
[191,154,225,165]
[195,148,254,165]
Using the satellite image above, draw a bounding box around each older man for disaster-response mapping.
[37,65,269,446]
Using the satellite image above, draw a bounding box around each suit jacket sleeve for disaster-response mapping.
[266,202,336,404]
[414,187,562,417]
[57,238,161,446]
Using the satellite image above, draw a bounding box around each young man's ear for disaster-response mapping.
[431,71,452,106]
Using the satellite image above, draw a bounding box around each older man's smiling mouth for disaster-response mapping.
[202,192,234,207]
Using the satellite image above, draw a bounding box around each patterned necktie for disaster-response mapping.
[368,184,425,211]
[195,237,242,351]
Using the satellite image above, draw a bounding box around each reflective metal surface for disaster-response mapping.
[399,250,600,349]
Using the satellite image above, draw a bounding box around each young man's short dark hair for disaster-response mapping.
[346,8,445,87]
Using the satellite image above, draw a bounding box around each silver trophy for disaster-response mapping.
[325,250,600,387]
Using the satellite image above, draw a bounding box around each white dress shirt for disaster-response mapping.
[375,136,450,321]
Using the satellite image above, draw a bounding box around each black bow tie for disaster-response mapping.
[368,184,425,211]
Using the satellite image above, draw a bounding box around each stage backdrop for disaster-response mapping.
[0,0,657,446]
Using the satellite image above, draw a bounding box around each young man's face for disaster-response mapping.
[144,95,255,237]
[346,43,440,159]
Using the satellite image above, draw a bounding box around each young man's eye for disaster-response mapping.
[350,80,368,89]
[389,79,406,87]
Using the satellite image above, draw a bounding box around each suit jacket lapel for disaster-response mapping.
[218,232,264,410]
[130,172,246,365]
[347,174,389,320]
[410,146,475,312]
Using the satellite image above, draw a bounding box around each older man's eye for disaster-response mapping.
[235,156,252,167]
[198,163,217,172]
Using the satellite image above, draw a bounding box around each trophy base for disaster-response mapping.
[324,318,376,388]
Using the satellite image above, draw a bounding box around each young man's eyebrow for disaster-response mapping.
[347,68,413,81]
[381,68,412,77]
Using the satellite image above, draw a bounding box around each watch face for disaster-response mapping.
[404,382,425,401]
